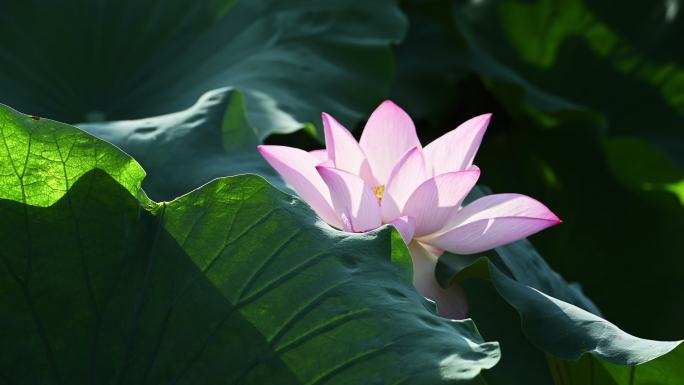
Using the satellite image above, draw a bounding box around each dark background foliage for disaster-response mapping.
[387,0,684,341]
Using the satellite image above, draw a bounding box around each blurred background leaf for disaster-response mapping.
[0,0,406,139]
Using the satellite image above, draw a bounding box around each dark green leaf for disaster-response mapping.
[600,344,684,385]
[439,243,681,383]
[545,354,619,385]
[435,197,679,384]
[459,280,556,385]
[433,188,681,383]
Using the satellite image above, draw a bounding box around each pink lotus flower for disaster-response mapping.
[258,101,560,319]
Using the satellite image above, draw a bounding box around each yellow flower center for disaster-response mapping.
[373,185,385,203]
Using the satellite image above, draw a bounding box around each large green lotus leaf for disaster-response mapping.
[0,103,501,383]
[0,0,406,139]
[442,251,679,363]
[440,246,682,385]
[394,0,684,340]
[80,88,283,201]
